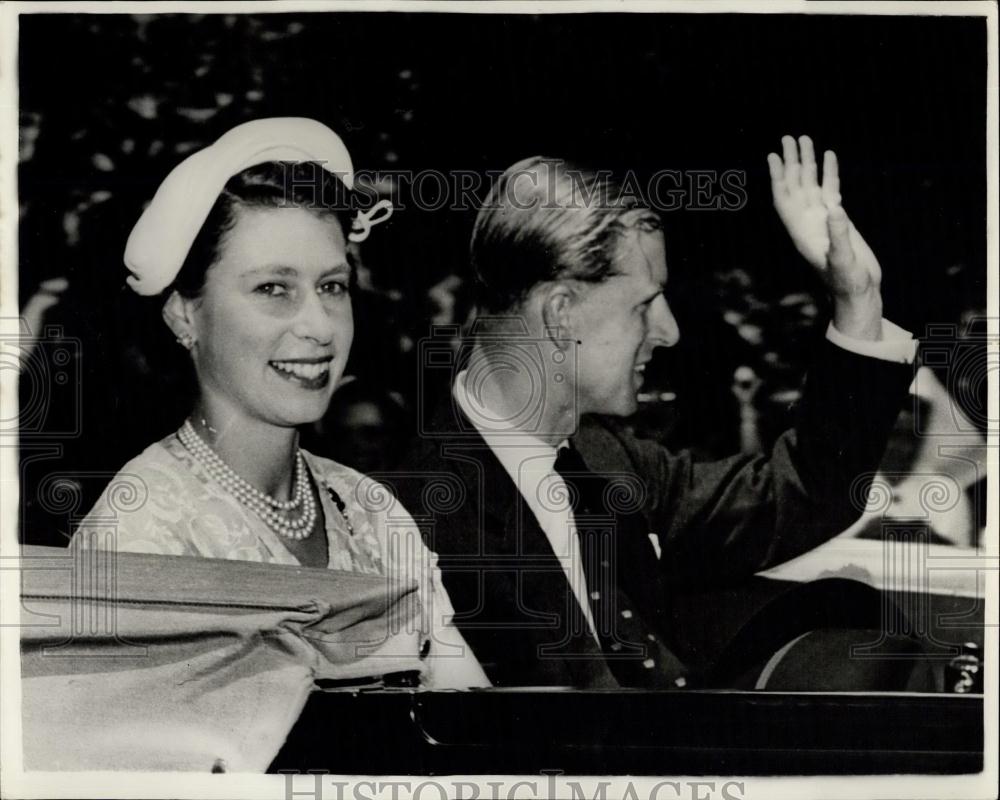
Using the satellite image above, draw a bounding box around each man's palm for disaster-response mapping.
[768,135,881,299]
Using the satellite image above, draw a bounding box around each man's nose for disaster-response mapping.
[292,291,337,344]
[647,295,680,348]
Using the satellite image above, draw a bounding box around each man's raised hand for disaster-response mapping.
[768,135,884,341]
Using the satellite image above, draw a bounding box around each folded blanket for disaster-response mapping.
[19,545,423,771]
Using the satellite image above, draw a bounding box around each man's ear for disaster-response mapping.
[162,290,198,350]
[540,283,576,350]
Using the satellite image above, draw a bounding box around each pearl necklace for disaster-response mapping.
[177,420,317,541]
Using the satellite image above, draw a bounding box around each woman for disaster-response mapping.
[71,117,487,688]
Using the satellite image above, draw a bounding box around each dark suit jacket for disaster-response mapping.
[392,340,914,687]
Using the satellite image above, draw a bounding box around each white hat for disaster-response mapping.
[123,117,391,296]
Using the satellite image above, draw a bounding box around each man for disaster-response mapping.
[395,136,917,688]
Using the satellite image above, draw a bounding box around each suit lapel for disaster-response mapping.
[426,402,570,623]
[431,402,618,686]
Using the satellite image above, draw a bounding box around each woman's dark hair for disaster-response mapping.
[170,161,356,298]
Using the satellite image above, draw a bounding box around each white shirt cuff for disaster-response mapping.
[825,318,917,364]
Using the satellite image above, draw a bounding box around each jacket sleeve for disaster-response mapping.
[578,340,916,587]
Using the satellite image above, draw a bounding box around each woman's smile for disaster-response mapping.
[269,357,334,389]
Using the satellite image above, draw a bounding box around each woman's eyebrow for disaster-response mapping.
[243,263,351,277]
[243,265,299,277]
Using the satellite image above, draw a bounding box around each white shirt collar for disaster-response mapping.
[452,370,566,465]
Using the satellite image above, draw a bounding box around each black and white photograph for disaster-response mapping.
[0,2,995,798]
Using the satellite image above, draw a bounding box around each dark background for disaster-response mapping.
[16,11,988,545]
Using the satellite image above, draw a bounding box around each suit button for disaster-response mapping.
[621,609,633,619]
[643,658,655,669]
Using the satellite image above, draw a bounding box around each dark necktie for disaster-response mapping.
[553,443,687,688]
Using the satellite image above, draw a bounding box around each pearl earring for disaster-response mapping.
[177,333,196,349]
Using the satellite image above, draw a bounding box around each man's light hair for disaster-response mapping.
[471,156,661,313]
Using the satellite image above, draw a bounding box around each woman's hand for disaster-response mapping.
[768,135,884,341]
